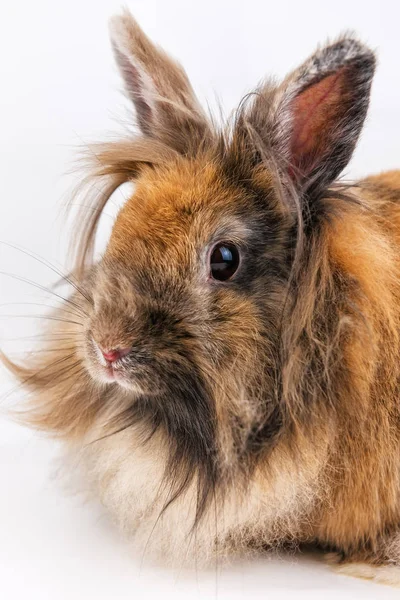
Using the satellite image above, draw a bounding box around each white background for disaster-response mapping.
[1,1,400,598]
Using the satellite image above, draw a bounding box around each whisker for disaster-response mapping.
[0,333,84,342]
[0,271,89,317]
[0,314,82,326]
[0,241,92,305]
[9,346,83,354]
[0,302,85,321]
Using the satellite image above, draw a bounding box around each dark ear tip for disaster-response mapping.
[322,34,376,70]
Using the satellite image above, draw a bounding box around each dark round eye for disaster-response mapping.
[209,242,240,281]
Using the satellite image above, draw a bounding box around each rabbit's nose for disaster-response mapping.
[100,346,131,363]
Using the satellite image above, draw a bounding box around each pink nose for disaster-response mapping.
[100,347,131,363]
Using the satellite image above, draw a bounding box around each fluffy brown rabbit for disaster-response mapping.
[4,8,400,586]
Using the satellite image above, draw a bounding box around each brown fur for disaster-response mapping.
[3,10,400,586]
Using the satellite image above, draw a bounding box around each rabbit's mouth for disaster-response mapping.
[83,333,166,395]
[99,362,130,384]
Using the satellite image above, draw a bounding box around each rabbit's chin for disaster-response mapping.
[83,357,161,396]
[62,424,327,567]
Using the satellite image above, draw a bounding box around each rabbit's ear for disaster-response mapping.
[248,37,376,197]
[109,11,211,154]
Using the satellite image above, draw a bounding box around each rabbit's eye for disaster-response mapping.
[209,242,240,281]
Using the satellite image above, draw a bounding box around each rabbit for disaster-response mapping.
[3,8,400,586]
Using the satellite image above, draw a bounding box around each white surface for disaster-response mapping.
[1,0,400,597]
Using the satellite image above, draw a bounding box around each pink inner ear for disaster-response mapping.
[289,69,346,179]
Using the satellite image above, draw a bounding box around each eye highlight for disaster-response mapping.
[209,242,240,281]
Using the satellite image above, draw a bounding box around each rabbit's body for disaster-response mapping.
[5,10,400,586]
